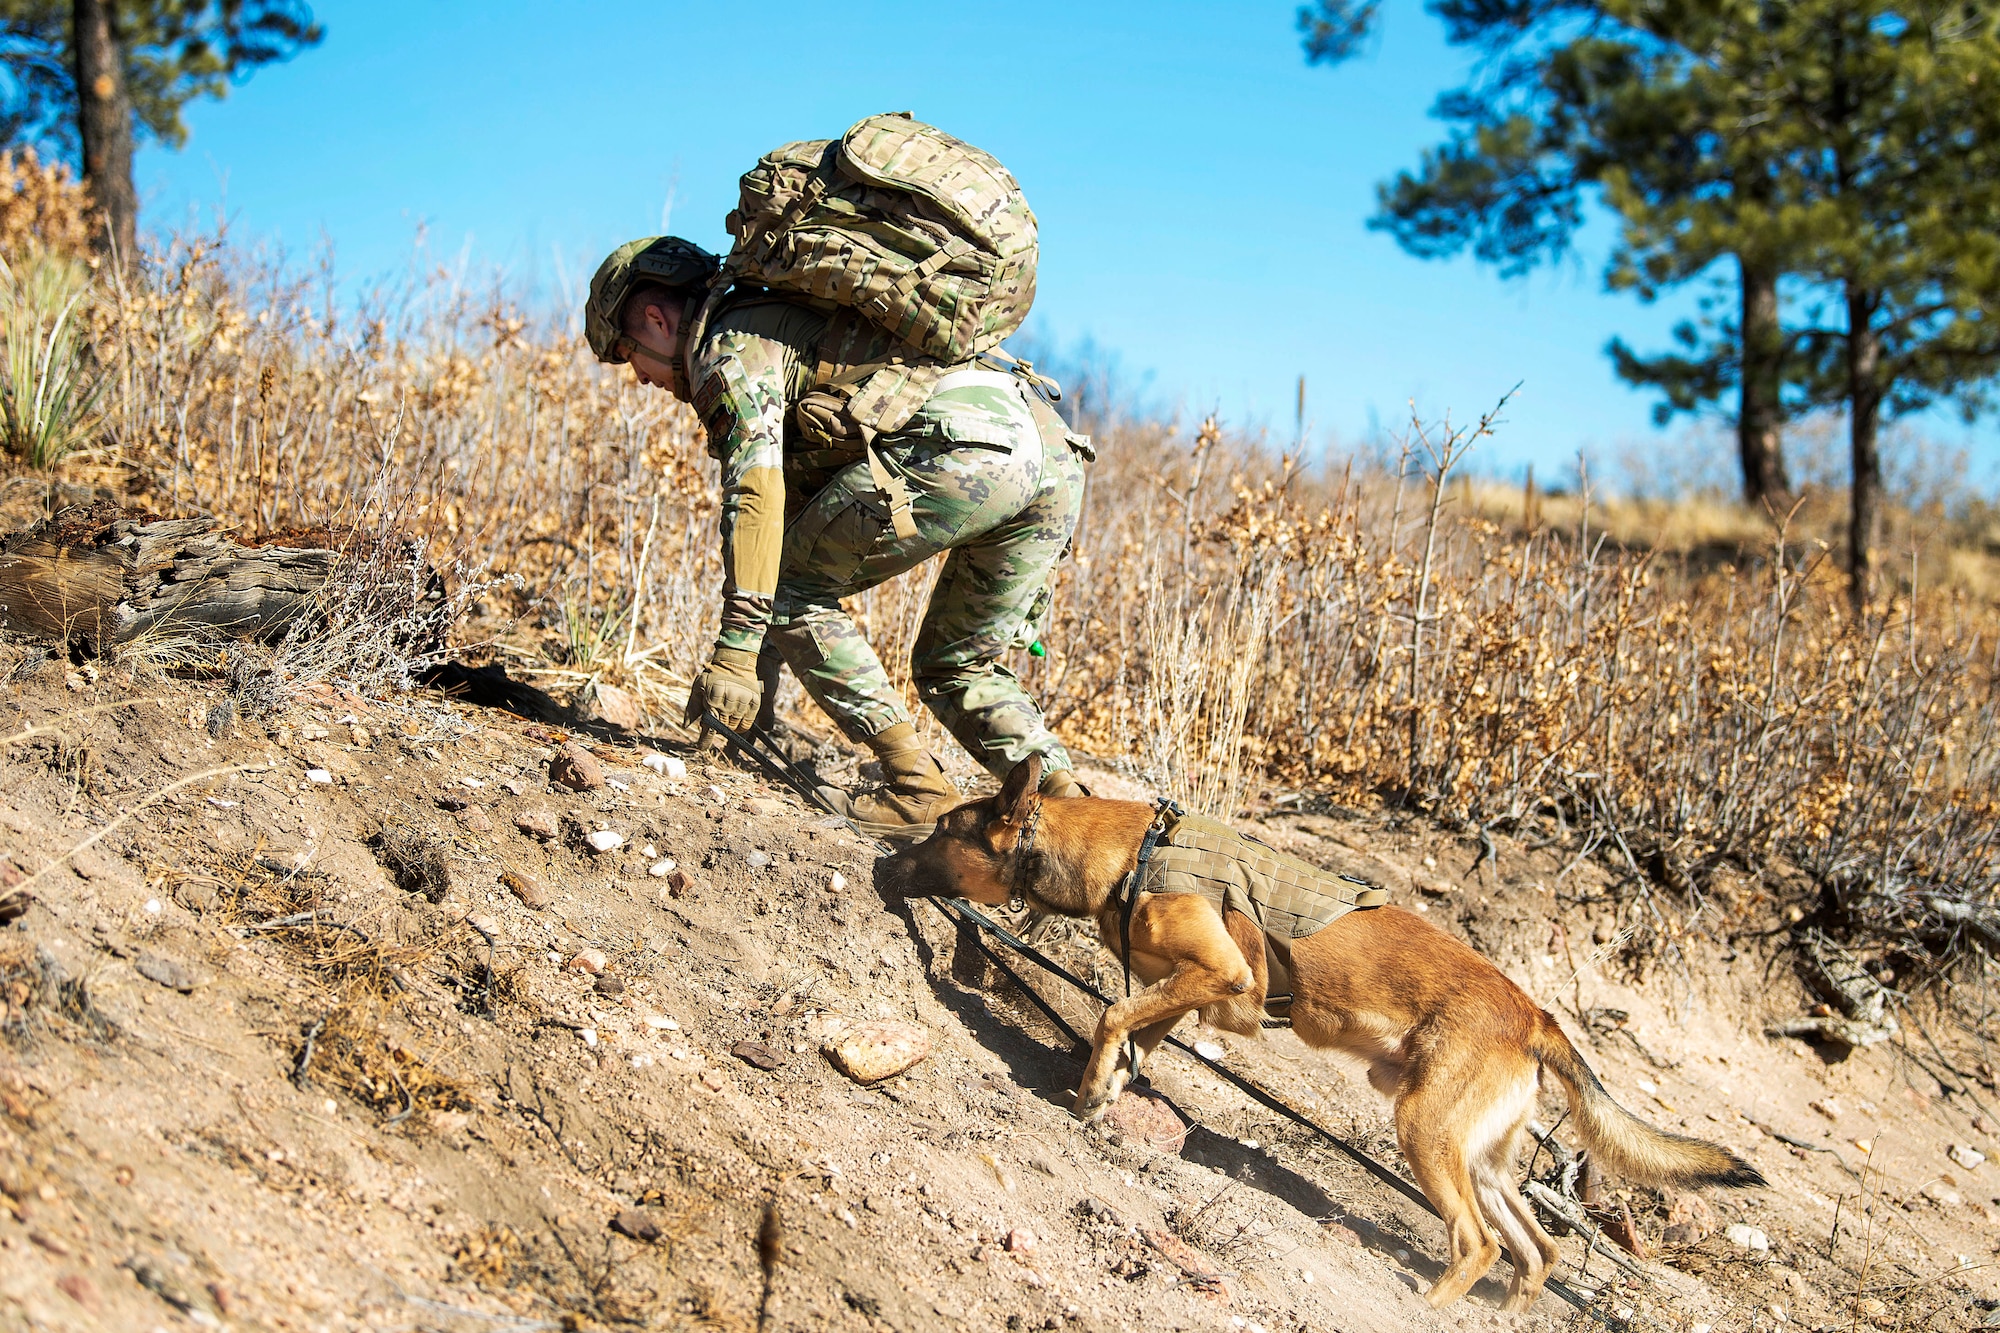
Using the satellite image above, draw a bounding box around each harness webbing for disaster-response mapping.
[705,716,1617,1323]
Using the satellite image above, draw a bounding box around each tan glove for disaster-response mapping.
[685,645,762,732]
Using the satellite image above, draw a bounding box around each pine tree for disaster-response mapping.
[0,1,321,260]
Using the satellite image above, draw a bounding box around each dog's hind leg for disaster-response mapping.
[1396,1059,1504,1309]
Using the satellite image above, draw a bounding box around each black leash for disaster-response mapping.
[705,719,1614,1323]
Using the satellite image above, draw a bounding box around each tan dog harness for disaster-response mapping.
[1137,811,1388,940]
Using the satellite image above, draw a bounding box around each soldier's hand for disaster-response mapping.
[685,645,762,732]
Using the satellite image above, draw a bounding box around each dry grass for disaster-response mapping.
[0,165,1994,995]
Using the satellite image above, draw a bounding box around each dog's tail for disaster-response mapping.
[1531,1015,1765,1189]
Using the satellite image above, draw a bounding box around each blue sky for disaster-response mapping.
[130,0,1991,482]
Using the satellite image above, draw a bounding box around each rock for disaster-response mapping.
[568,949,607,975]
[1663,1192,1717,1244]
[826,1020,931,1084]
[594,974,626,997]
[1102,1087,1188,1153]
[1724,1223,1769,1252]
[436,794,469,812]
[55,1273,100,1313]
[135,955,197,993]
[582,683,643,732]
[1949,1143,1987,1170]
[1192,1040,1225,1061]
[585,830,626,854]
[550,743,604,792]
[513,810,559,841]
[745,849,772,869]
[744,796,786,817]
[665,868,691,897]
[579,1028,598,1049]
[731,1040,783,1070]
[305,768,333,785]
[828,870,848,893]
[1920,1181,1962,1207]
[499,869,549,909]
[705,784,728,804]
[1856,1298,1889,1319]
[642,751,688,779]
[1809,1098,1842,1120]
[610,1209,663,1243]
[1079,1197,1118,1224]
[644,1015,679,1031]
[465,913,500,943]
[1005,1228,1037,1257]
[648,858,677,877]
[457,808,493,834]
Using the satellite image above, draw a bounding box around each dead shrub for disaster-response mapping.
[296,993,474,1123]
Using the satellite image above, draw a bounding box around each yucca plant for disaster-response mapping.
[0,251,105,468]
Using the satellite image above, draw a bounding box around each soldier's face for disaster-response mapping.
[624,301,685,399]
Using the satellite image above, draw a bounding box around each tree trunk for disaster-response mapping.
[1737,256,1791,504]
[1845,286,1883,611]
[72,0,137,265]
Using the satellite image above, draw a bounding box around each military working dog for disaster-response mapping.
[876,756,1762,1312]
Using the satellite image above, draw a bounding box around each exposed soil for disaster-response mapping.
[0,637,1995,1333]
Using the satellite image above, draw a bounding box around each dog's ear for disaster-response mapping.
[997,755,1043,825]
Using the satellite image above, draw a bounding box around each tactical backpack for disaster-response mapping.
[687,113,1041,447]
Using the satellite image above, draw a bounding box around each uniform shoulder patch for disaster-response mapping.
[691,371,739,445]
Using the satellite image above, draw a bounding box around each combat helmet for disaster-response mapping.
[585,236,720,364]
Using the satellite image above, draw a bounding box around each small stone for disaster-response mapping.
[640,751,670,775]
[1857,1298,1889,1319]
[1810,1098,1843,1120]
[1724,1223,1769,1251]
[828,870,848,893]
[579,1028,598,1049]
[665,868,692,897]
[744,796,786,817]
[1005,1228,1037,1256]
[731,1040,783,1070]
[646,753,687,779]
[1103,1087,1188,1152]
[1920,1181,1962,1207]
[583,683,643,732]
[745,849,772,869]
[437,793,469,812]
[499,869,550,909]
[465,912,500,942]
[594,974,626,997]
[644,1015,678,1031]
[705,784,728,804]
[701,1070,727,1091]
[826,1020,931,1084]
[457,808,493,834]
[1192,1040,1225,1061]
[550,743,604,792]
[641,843,659,858]
[648,859,677,878]
[585,830,626,853]
[1949,1143,1986,1170]
[610,1209,663,1243]
[305,768,333,785]
[568,949,608,975]
[513,810,559,841]
[55,1273,100,1313]
[1079,1197,1117,1223]
[135,955,197,993]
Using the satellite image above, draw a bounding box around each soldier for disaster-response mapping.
[585,235,1091,837]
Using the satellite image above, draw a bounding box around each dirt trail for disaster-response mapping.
[0,640,1994,1333]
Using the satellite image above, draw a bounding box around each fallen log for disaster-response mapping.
[0,501,436,654]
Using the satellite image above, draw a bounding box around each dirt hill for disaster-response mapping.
[0,639,1994,1333]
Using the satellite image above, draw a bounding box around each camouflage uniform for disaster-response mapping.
[691,298,1088,778]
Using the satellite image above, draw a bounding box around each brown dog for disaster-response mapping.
[876,756,1763,1312]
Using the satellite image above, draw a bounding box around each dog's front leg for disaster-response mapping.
[1074,895,1252,1122]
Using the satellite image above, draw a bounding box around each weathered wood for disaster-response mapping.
[0,502,406,652]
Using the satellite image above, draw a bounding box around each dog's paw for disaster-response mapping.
[1071,1089,1112,1123]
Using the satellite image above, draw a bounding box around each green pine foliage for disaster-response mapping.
[0,1,320,160]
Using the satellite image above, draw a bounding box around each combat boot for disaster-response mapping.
[827,723,959,840]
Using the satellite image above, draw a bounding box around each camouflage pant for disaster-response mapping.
[764,370,1085,778]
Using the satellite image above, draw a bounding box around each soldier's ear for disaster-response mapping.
[997,755,1043,826]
